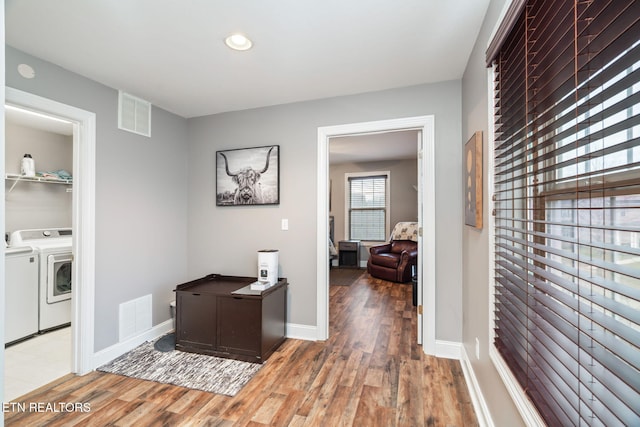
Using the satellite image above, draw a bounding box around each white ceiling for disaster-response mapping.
[329,131,419,164]
[5,106,74,136]
[5,0,490,119]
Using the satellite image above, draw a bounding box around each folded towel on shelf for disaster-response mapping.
[55,170,73,180]
[37,172,57,179]
[36,170,73,181]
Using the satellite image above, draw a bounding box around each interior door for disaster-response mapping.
[416,130,423,344]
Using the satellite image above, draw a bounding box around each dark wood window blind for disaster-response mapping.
[490,1,640,425]
[349,175,387,241]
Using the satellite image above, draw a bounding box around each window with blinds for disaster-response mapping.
[490,1,640,425]
[348,174,388,241]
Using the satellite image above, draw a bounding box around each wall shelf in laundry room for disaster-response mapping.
[5,173,73,194]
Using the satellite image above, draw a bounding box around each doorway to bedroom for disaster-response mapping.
[317,116,436,354]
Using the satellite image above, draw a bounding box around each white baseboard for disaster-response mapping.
[434,340,495,426]
[435,339,463,359]
[460,346,494,427]
[94,320,314,370]
[286,323,317,341]
[92,319,173,369]
[490,347,545,426]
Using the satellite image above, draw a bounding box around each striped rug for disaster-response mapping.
[97,337,262,396]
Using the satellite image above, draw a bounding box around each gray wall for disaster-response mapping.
[5,122,73,232]
[5,47,464,348]
[187,81,463,340]
[461,0,526,425]
[329,158,418,263]
[5,46,189,352]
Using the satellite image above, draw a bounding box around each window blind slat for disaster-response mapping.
[498,271,640,423]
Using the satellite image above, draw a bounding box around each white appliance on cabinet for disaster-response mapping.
[5,246,39,344]
[259,249,278,284]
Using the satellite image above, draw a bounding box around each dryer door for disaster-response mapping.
[47,253,73,304]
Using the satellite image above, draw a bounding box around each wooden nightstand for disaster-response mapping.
[338,240,360,268]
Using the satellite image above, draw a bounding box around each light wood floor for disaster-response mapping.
[4,272,477,426]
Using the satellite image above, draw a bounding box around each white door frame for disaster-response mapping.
[416,130,424,344]
[316,116,436,354]
[5,87,96,375]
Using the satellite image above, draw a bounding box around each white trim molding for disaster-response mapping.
[285,323,317,341]
[490,347,546,426]
[460,346,495,427]
[434,340,463,360]
[317,116,436,354]
[92,320,173,369]
[93,321,319,370]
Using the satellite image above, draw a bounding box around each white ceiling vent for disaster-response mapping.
[118,91,151,137]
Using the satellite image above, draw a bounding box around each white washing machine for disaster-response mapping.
[5,246,39,344]
[10,228,73,332]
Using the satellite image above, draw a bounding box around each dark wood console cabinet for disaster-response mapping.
[174,274,287,363]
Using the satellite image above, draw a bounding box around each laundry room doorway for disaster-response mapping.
[4,107,74,400]
[3,88,96,394]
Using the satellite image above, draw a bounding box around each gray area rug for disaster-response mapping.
[97,338,262,396]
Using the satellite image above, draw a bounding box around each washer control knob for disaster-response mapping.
[43,230,51,237]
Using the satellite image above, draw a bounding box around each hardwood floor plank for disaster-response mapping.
[335,352,372,426]
[112,378,158,402]
[165,389,212,415]
[320,385,354,426]
[77,399,133,427]
[302,352,348,423]
[188,393,232,421]
[112,400,159,426]
[364,367,384,388]
[380,355,400,408]
[338,349,363,388]
[396,358,425,427]
[268,390,306,427]
[295,346,345,420]
[4,273,478,426]
[249,392,286,425]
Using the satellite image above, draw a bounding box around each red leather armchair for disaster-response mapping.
[367,239,417,283]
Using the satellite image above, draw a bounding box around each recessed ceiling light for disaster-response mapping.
[17,63,35,79]
[224,33,253,51]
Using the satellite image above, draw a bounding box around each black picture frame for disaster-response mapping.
[216,145,280,206]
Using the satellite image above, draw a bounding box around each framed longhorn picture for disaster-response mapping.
[216,145,280,206]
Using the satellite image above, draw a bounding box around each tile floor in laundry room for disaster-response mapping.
[3,327,71,401]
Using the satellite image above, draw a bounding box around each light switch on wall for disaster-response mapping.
[281,219,289,230]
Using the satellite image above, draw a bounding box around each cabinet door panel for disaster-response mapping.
[217,297,260,356]
[261,285,286,355]
[177,293,216,349]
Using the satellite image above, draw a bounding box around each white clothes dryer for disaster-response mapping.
[10,228,73,332]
